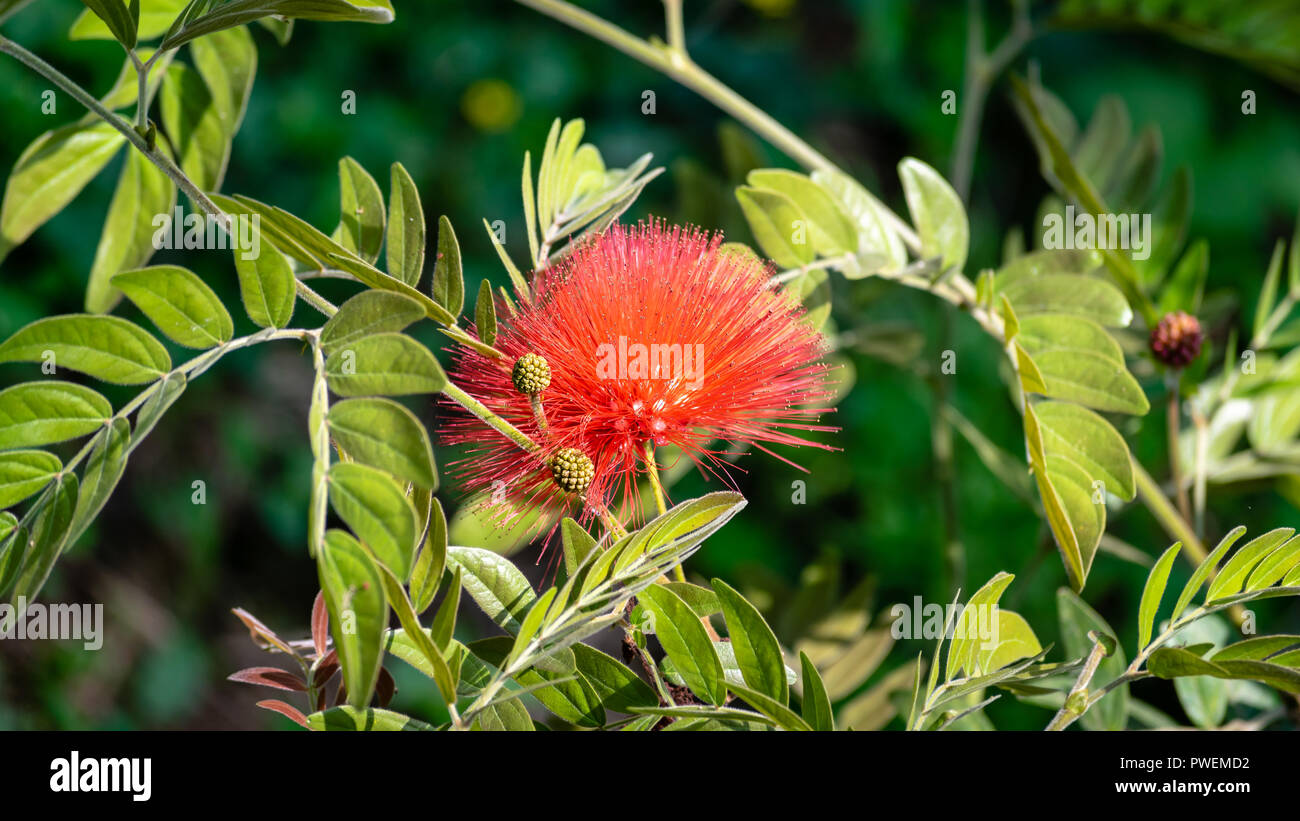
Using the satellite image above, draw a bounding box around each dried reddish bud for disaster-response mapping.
[1149,311,1204,368]
[511,352,551,395]
[550,447,594,495]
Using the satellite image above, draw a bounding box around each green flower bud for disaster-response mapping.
[512,352,551,395]
[550,447,594,494]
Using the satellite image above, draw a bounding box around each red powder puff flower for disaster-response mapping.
[439,220,837,531]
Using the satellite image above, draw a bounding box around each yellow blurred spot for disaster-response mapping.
[742,0,797,18]
[461,79,522,133]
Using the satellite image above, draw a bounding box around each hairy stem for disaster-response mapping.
[441,382,541,454]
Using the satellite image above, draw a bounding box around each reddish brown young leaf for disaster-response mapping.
[231,607,298,657]
[311,590,329,658]
[257,699,311,729]
[312,660,339,690]
[228,666,308,692]
[376,667,396,708]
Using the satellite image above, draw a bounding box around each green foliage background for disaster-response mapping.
[0,0,1297,729]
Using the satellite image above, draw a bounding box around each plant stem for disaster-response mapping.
[1191,403,1209,541]
[529,394,549,434]
[642,441,683,582]
[950,0,1034,200]
[1166,376,1192,524]
[513,0,921,252]
[1133,461,1206,568]
[441,382,541,454]
[0,34,337,317]
[1045,636,1109,730]
[591,502,629,540]
[662,0,686,54]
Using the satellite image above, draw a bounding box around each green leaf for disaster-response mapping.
[409,498,446,615]
[319,290,425,356]
[1034,400,1136,500]
[445,546,536,634]
[1205,528,1294,602]
[726,681,812,731]
[230,214,295,329]
[746,169,856,256]
[386,162,424,287]
[1073,95,1131,193]
[9,475,78,605]
[308,706,433,731]
[431,215,464,316]
[160,0,395,50]
[1000,273,1132,327]
[86,145,178,313]
[373,563,455,702]
[799,651,834,731]
[1212,635,1300,663]
[1057,588,1128,730]
[472,636,605,728]
[112,265,234,349]
[189,24,257,139]
[328,398,436,490]
[975,609,1043,673]
[1025,349,1150,414]
[324,332,447,396]
[317,529,387,710]
[1150,646,1227,680]
[1245,535,1300,591]
[1255,240,1286,344]
[66,417,130,547]
[712,577,788,703]
[130,370,183,449]
[327,461,418,581]
[662,582,721,618]
[159,62,229,193]
[0,122,124,264]
[1046,453,1106,583]
[571,643,658,713]
[471,701,534,731]
[639,583,725,706]
[0,382,112,450]
[429,566,459,650]
[811,167,906,276]
[332,157,385,264]
[71,0,186,41]
[735,186,814,269]
[77,0,139,49]
[0,315,170,385]
[474,279,497,347]
[1172,526,1247,620]
[1016,313,1124,366]
[1139,542,1183,649]
[0,450,62,510]
[1158,239,1208,315]
[560,517,597,577]
[946,572,1014,680]
[898,157,968,272]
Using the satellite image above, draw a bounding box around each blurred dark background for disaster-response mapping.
[0,0,1297,729]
